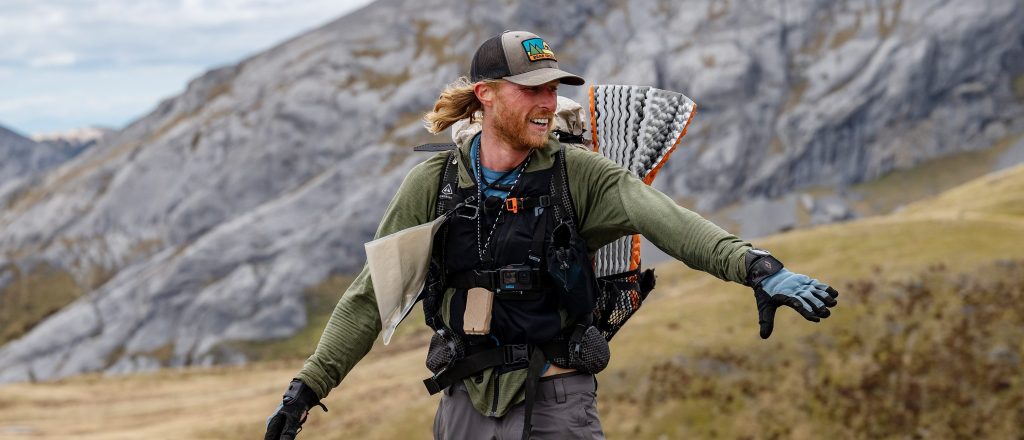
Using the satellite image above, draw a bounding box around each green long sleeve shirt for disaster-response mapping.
[296,134,753,415]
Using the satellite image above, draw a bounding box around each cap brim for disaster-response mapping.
[504,67,585,86]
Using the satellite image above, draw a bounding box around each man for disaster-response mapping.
[265,30,838,440]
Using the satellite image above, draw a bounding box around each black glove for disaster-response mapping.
[745,250,839,339]
[264,379,327,440]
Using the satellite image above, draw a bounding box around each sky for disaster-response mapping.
[0,0,376,138]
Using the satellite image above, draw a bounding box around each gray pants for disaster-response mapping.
[432,373,606,439]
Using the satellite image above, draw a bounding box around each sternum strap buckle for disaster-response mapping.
[504,344,529,365]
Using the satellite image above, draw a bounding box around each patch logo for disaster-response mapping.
[522,38,556,62]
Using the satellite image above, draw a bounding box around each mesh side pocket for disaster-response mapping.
[593,268,655,341]
[548,326,611,374]
[572,325,610,374]
[425,329,465,374]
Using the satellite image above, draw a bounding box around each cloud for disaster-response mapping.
[0,0,375,135]
[28,52,77,68]
[0,0,375,68]
[0,64,204,134]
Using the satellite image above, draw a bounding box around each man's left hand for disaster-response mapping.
[754,269,839,339]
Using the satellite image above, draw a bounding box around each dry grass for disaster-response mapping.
[877,0,903,39]
[779,80,808,115]
[205,81,232,102]
[705,0,729,22]
[362,68,412,91]
[1014,74,1024,101]
[769,136,785,155]
[0,336,437,440]
[128,239,164,261]
[701,54,716,68]
[830,12,862,50]
[380,111,447,148]
[851,134,1023,215]
[801,28,828,56]
[900,162,1024,219]
[412,20,465,67]
[350,47,387,58]
[601,260,1024,439]
[0,263,82,346]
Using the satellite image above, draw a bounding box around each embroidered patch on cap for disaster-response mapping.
[522,38,556,62]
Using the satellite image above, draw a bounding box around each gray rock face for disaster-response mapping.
[639,0,1024,212]
[1,0,1023,382]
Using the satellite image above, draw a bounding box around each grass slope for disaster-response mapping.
[0,263,82,347]
[2,164,1024,439]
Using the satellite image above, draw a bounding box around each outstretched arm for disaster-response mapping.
[564,148,839,338]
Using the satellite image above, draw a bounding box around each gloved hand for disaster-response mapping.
[264,379,327,440]
[755,268,839,339]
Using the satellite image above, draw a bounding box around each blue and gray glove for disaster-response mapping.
[745,249,839,339]
[264,379,327,440]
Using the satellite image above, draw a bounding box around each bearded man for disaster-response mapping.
[265,30,839,440]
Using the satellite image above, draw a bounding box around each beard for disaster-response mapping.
[491,96,552,151]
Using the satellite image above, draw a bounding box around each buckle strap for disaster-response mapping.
[422,344,533,395]
[744,249,784,288]
[503,344,529,364]
[503,195,552,214]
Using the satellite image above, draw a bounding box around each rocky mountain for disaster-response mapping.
[1,0,1022,382]
[0,124,98,192]
[0,125,35,151]
[31,126,113,158]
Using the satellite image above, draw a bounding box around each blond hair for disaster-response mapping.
[423,77,499,134]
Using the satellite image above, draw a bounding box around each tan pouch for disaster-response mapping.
[463,287,494,335]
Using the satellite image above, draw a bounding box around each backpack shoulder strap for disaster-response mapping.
[549,145,579,227]
[435,150,460,217]
[423,149,460,331]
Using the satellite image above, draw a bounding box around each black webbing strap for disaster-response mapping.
[422,344,530,395]
[415,142,458,152]
[527,211,548,268]
[502,195,552,214]
[553,130,586,145]
[448,268,547,291]
[520,347,548,440]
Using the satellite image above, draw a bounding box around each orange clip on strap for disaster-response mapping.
[504,198,520,213]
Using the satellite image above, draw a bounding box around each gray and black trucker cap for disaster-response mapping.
[470,30,585,86]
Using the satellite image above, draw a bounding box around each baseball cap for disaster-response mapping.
[470,30,585,86]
